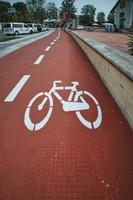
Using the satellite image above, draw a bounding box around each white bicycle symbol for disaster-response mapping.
[24,81,102,131]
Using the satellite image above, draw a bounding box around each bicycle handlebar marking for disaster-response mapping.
[24,81,102,131]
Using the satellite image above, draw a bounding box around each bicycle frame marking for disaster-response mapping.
[24,80,102,131]
[38,80,89,112]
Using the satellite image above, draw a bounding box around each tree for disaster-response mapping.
[60,0,77,20]
[46,2,58,20]
[26,0,46,23]
[107,12,114,23]
[79,15,89,26]
[13,2,31,22]
[81,4,96,24]
[33,7,46,23]
[0,1,12,22]
[97,12,105,24]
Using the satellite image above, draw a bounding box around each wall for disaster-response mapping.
[69,31,133,129]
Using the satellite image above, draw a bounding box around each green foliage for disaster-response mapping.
[46,2,58,20]
[26,0,46,23]
[107,12,114,23]
[0,1,12,22]
[81,4,96,22]
[60,0,77,19]
[26,0,45,13]
[13,2,31,22]
[79,15,89,26]
[0,35,20,42]
[0,1,32,22]
[97,12,105,24]
[33,7,46,23]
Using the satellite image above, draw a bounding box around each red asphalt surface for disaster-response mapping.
[0,30,133,200]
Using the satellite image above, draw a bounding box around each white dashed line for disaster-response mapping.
[50,42,54,45]
[34,55,45,65]
[4,75,30,102]
[45,46,51,51]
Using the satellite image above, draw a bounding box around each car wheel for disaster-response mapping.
[15,31,19,36]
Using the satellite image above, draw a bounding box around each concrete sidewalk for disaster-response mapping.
[0,29,54,58]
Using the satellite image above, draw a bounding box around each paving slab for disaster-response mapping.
[77,30,130,53]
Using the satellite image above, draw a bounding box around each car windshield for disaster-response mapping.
[4,23,11,28]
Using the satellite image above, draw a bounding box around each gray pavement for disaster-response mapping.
[0,29,55,58]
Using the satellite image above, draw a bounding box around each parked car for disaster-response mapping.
[85,26,94,31]
[37,24,42,32]
[27,23,37,33]
[77,25,86,30]
[42,25,49,31]
[91,23,100,30]
[3,22,32,35]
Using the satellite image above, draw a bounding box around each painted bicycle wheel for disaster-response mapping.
[24,92,53,131]
[74,91,102,129]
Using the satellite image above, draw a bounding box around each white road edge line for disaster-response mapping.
[45,46,51,51]
[34,55,45,65]
[4,75,30,102]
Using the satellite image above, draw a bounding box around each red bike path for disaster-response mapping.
[0,30,133,200]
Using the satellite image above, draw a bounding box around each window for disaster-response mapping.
[119,12,125,29]
[24,24,28,28]
[13,24,23,28]
[119,12,124,18]
[4,23,11,28]
[120,0,125,8]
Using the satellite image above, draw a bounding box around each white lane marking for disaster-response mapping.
[4,75,30,102]
[51,42,54,45]
[45,46,51,51]
[34,55,45,65]
[55,30,60,41]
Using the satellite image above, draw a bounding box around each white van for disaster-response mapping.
[27,23,37,33]
[3,22,32,35]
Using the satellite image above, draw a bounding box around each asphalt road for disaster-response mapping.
[0,29,133,200]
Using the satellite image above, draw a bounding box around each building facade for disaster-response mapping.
[0,22,2,31]
[111,0,133,29]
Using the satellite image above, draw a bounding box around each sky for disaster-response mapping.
[8,0,118,19]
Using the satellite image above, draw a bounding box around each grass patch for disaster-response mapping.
[0,35,21,42]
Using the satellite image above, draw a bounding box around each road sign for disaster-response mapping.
[8,7,16,14]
